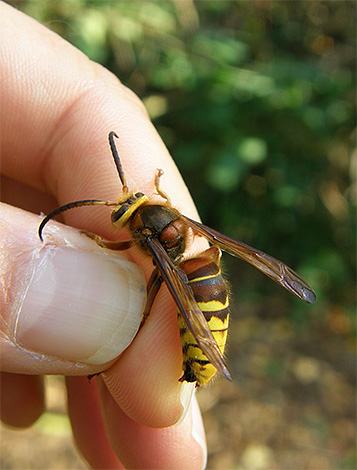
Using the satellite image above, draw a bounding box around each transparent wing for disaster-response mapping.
[181,215,316,304]
[146,237,232,382]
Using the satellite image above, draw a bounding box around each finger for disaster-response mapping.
[66,376,206,470]
[1,2,200,230]
[101,284,192,428]
[97,377,206,470]
[0,203,146,375]
[66,377,124,469]
[0,372,45,427]
[1,174,58,217]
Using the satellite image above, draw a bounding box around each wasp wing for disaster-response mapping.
[146,237,232,382]
[181,216,316,304]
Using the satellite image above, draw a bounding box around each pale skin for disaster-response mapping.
[0,3,207,468]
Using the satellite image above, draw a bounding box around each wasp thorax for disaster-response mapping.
[159,219,187,257]
[111,192,148,229]
[130,205,187,260]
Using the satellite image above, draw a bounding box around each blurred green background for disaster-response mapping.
[2,1,355,469]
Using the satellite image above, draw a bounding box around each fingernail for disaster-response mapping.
[173,389,207,469]
[191,394,207,470]
[174,381,196,426]
[14,245,146,364]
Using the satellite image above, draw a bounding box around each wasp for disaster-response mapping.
[38,132,316,386]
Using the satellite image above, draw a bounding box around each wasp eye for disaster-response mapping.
[135,192,144,198]
[111,205,128,223]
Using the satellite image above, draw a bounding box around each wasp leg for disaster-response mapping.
[140,268,163,328]
[155,169,171,202]
[80,230,132,251]
[87,372,103,382]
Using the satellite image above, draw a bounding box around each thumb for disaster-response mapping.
[0,202,146,375]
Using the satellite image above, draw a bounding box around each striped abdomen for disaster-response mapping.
[178,246,229,386]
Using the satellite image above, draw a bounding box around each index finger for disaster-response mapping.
[0,3,207,427]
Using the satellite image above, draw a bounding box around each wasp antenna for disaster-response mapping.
[109,131,128,193]
[38,199,116,242]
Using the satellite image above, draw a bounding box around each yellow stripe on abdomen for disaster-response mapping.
[178,247,230,386]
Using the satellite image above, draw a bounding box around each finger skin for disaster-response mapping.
[66,377,124,469]
[0,2,198,223]
[0,372,45,427]
[0,2,209,430]
[1,174,58,217]
[97,377,205,470]
[67,376,205,470]
[102,285,184,428]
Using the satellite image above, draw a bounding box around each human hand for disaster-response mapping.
[0,3,206,468]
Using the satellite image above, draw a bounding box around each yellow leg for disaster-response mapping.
[155,169,171,202]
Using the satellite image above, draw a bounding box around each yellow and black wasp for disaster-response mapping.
[38,132,316,387]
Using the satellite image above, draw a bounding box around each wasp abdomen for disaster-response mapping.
[178,246,230,386]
